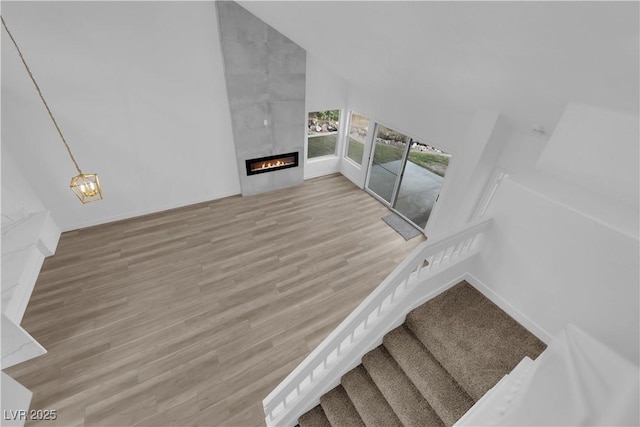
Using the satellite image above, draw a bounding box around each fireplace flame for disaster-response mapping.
[254,159,291,171]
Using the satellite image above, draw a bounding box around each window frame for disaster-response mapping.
[342,111,370,167]
[306,109,342,161]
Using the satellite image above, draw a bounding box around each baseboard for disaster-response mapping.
[338,166,364,189]
[464,273,554,344]
[413,277,465,309]
[304,166,341,180]
[61,190,241,232]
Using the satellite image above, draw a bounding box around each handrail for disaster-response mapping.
[263,218,492,425]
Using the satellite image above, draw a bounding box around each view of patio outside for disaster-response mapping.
[368,125,451,229]
[305,109,451,231]
[374,126,450,177]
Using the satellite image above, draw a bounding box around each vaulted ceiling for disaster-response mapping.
[240,1,639,134]
[1,1,638,230]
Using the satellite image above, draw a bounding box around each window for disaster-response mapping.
[345,112,369,165]
[307,110,340,159]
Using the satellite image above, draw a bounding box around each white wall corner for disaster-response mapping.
[3,2,242,231]
[468,175,639,364]
[463,272,554,345]
[304,53,349,180]
[454,113,512,226]
[535,102,639,210]
[426,109,508,239]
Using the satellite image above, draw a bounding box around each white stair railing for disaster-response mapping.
[263,218,493,427]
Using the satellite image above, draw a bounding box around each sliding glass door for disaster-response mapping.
[365,124,451,231]
[366,125,409,203]
[393,143,448,230]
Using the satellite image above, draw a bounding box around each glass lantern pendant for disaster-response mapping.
[2,16,103,205]
[70,173,103,204]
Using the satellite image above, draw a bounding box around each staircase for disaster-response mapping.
[297,282,546,427]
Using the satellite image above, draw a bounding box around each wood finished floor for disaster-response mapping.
[5,174,425,427]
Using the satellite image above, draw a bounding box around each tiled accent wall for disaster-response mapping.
[216,1,306,196]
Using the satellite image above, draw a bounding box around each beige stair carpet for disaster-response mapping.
[297,281,546,426]
[383,325,474,426]
[405,281,547,401]
[341,365,401,427]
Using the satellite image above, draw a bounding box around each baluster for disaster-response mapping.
[469,234,478,250]
[425,255,434,271]
[463,237,472,253]
[453,241,463,258]
[433,251,444,268]
[445,245,454,262]
[465,237,473,252]
[448,244,456,260]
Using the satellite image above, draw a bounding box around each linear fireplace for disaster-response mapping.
[245,152,299,176]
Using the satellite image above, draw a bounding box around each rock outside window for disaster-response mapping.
[307,110,340,159]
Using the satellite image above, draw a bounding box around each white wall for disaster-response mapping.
[305,53,349,179]
[497,131,549,174]
[1,147,45,217]
[451,113,511,226]
[340,85,514,239]
[339,83,473,192]
[1,2,240,231]
[345,83,500,238]
[536,103,639,210]
[470,103,640,364]
[471,176,639,364]
[238,2,639,137]
[423,110,505,238]
[346,82,473,155]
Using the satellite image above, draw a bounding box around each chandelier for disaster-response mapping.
[2,16,102,204]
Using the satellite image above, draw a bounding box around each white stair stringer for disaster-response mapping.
[454,357,536,426]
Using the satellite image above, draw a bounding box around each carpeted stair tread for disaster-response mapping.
[362,346,444,427]
[320,385,365,427]
[383,325,475,426]
[298,405,332,427]
[341,365,402,427]
[405,281,546,401]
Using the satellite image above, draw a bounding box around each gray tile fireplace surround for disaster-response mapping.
[217,1,306,196]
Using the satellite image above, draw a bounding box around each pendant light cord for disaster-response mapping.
[1,15,82,174]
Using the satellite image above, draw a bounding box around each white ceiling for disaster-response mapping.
[239,1,639,134]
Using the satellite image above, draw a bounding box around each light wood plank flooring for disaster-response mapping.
[5,174,425,427]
